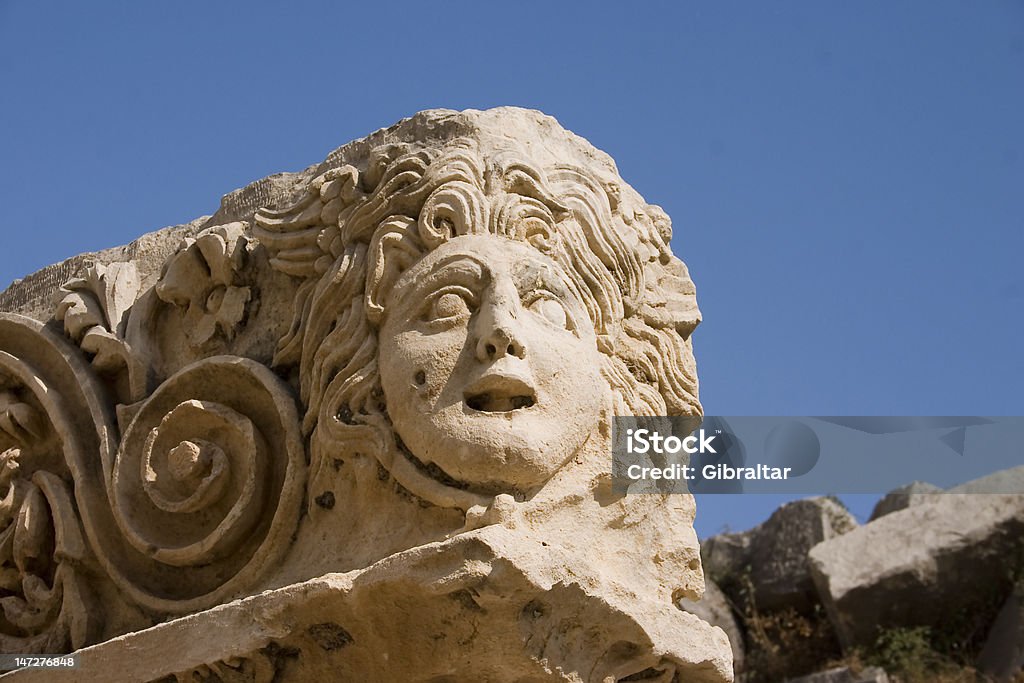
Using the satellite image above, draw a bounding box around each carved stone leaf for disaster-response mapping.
[57,262,140,339]
[0,396,44,443]
[155,222,254,351]
[55,262,147,403]
[54,289,106,343]
[155,242,208,307]
[0,314,109,654]
[80,328,133,373]
[0,474,97,654]
[98,262,141,336]
[13,485,51,576]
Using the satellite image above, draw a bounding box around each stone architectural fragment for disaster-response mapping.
[14,526,731,683]
[701,530,754,583]
[869,466,1024,521]
[948,464,1024,495]
[868,481,941,521]
[0,108,732,680]
[809,493,1024,649]
[702,497,857,612]
[746,498,856,612]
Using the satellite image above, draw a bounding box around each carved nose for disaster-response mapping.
[477,326,525,362]
[474,289,527,362]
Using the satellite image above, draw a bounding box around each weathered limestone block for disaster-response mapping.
[868,481,941,521]
[747,498,857,612]
[701,530,754,583]
[0,108,732,680]
[12,526,731,683]
[948,464,1024,495]
[809,493,1024,649]
[869,466,1024,521]
[702,498,857,612]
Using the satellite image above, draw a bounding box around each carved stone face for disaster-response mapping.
[379,234,606,492]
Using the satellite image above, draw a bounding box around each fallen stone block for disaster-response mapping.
[809,493,1024,649]
[748,498,857,611]
[869,465,1024,521]
[949,464,1024,495]
[868,481,941,521]
[702,529,754,581]
[703,498,857,613]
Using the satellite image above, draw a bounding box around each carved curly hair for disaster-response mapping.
[255,110,701,510]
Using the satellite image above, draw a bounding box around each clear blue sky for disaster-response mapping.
[2,2,1022,537]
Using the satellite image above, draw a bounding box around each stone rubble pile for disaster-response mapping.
[684,467,1024,682]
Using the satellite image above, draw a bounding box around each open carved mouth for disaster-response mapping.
[463,375,537,413]
[465,393,536,412]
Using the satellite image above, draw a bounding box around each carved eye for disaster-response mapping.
[425,288,474,323]
[527,295,570,330]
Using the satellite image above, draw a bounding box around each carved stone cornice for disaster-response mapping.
[0,108,730,682]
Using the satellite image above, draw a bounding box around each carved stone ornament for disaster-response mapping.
[0,108,732,682]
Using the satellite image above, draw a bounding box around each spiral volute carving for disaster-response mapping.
[97,357,305,613]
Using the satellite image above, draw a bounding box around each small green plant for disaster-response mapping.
[864,626,994,683]
[869,626,936,679]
